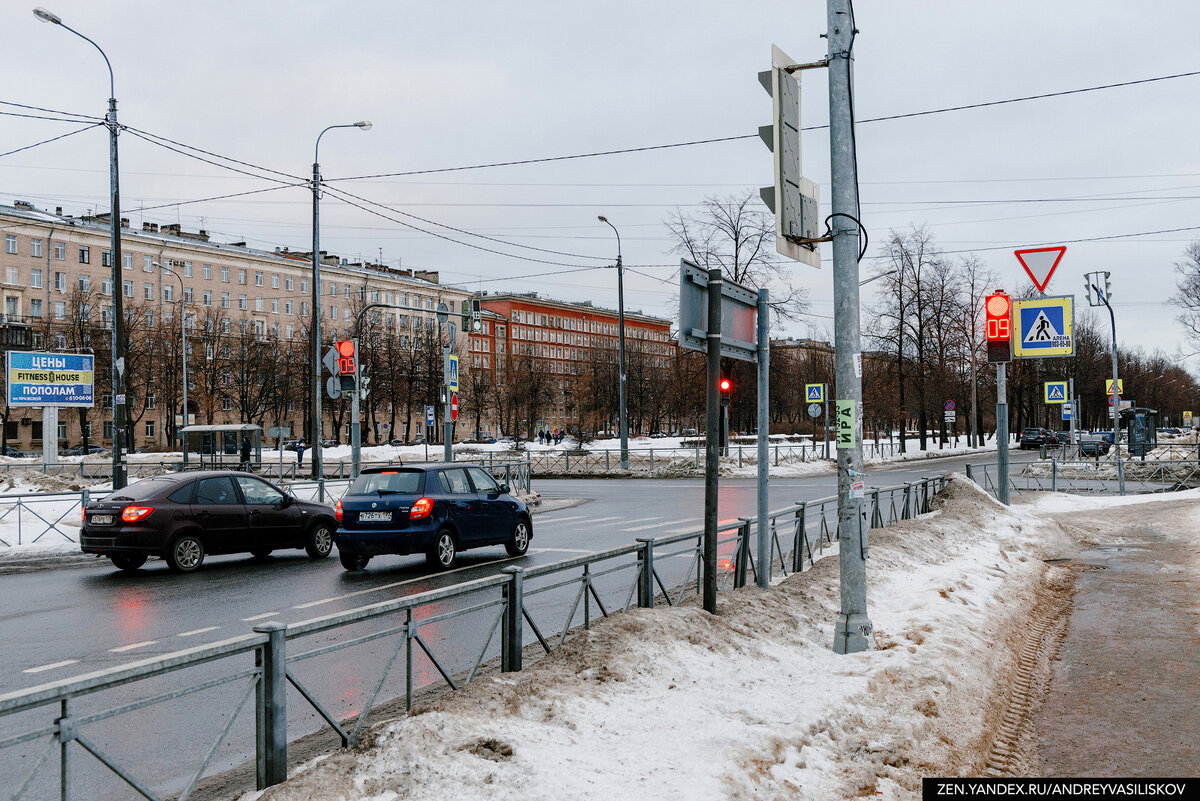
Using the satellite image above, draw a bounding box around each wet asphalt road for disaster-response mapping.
[0,450,1035,801]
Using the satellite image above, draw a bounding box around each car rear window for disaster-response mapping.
[103,477,175,502]
[349,470,424,495]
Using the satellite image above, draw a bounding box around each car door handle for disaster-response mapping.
[196,510,209,518]
[250,509,261,515]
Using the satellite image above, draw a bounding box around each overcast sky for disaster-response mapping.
[3,1,1198,371]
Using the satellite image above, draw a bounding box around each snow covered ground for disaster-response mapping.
[239,476,1142,801]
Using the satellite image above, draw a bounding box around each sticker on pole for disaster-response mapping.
[1012,296,1074,358]
[1044,381,1068,404]
[805,383,824,403]
[835,399,857,449]
[1014,246,1066,293]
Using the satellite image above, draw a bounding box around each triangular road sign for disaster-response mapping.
[1014,246,1066,292]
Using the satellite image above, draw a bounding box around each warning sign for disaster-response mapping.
[1013,296,1075,358]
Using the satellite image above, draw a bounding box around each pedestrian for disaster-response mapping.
[297,438,306,466]
[240,436,251,470]
[538,429,545,445]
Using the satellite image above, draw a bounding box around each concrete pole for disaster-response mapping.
[997,362,1010,505]
[444,344,453,463]
[969,347,979,448]
[827,0,872,654]
[702,268,723,614]
[351,337,361,477]
[311,158,323,479]
[756,289,770,590]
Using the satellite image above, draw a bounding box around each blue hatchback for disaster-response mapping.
[334,463,532,571]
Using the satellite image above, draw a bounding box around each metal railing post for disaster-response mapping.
[734,519,751,588]
[58,698,71,800]
[317,477,325,504]
[501,566,525,672]
[792,502,807,573]
[965,463,974,482]
[636,537,655,608]
[254,622,287,790]
[1051,459,1058,492]
[649,448,654,471]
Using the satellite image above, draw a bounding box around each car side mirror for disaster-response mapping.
[280,494,294,508]
[500,483,510,494]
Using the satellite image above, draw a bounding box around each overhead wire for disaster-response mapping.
[0,123,102,160]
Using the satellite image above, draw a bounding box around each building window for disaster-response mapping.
[219,292,229,308]
[285,276,294,291]
[238,294,247,310]
[184,287,193,303]
[30,238,42,258]
[163,284,174,302]
[123,280,133,297]
[255,271,263,286]
[146,393,156,410]
[255,297,263,312]
[30,299,42,317]
[271,273,279,288]
[123,253,132,270]
[286,324,294,339]
[101,249,111,267]
[79,275,90,291]
[5,296,17,317]
[101,278,112,296]
[53,242,65,260]
[300,279,307,292]
[53,301,65,319]
[221,319,231,334]
[301,302,308,316]
[54,332,66,348]
[4,235,16,254]
[329,305,336,319]
[5,266,18,285]
[284,300,293,314]
[145,420,156,437]
[145,310,154,326]
[78,246,89,264]
[271,298,279,313]
[202,263,212,279]
[143,282,153,300]
[221,266,230,283]
[144,255,154,272]
[183,261,193,277]
[238,269,247,285]
[222,395,232,411]
[203,290,212,306]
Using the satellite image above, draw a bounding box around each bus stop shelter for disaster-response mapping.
[181,424,262,468]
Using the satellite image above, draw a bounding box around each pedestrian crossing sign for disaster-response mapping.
[1044,381,1068,404]
[805,383,824,403]
[1012,296,1075,358]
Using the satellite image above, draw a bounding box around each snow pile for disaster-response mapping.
[245,476,1078,801]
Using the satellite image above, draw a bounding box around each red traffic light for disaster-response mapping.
[336,340,356,358]
[335,339,357,375]
[719,378,731,393]
[985,291,1012,364]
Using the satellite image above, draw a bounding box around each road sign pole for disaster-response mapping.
[828,0,872,655]
[1099,290,1125,495]
[997,362,1010,505]
[443,345,453,463]
[823,391,829,459]
[1068,377,1076,459]
[351,338,361,478]
[756,288,770,590]
[702,267,723,614]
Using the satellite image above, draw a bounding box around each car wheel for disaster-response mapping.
[506,518,531,558]
[165,534,205,573]
[427,529,457,570]
[250,548,272,560]
[306,522,334,559]
[339,551,370,571]
[110,553,147,572]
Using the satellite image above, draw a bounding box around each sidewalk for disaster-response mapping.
[1025,496,1200,776]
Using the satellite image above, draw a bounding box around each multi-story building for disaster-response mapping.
[466,292,674,436]
[0,200,470,452]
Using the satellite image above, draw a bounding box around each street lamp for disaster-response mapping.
[154,262,188,464]
[35,6,128,487]
[311,120,371,478]
[597,215,628,470]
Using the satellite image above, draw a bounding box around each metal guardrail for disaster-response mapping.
[966,457,1200,498]
[0,474,948,799]
[0,459,532,548]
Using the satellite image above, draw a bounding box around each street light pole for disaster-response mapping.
[311,121,371,479]
[155,263,187,464]
[598,216,628,470]
[35,6,127,488]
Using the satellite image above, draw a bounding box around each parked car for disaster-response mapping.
[0,445,24,458]
[1018,427,1058,449]
[1079,432,1112,457]
[649,431,668,439]
[62,443,107,456]
[334,463,532,572]
[80,471,337,573]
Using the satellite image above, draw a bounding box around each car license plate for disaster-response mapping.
[358,511,391,522]
[91,514,114,525]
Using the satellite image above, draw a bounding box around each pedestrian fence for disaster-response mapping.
[0,474,947,800]
[0,459,532,548]
[965,457,1200,498]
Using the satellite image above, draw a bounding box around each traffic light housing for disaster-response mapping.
[985,292,1012,364]
[336,339,356,391]
[719,377,732,404]
[758,44,820,268]
[470,298,482,332]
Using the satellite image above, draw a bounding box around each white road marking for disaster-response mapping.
[24,660,78,674]
[109,641,157,653]
[574,516,621,525]
[530,547,596,555]
[240,612,279,622]
[177,626,220,638]
[664,526,702,535]
[538,514,587,523]
[621,519,684,532]
[292,555,523,610]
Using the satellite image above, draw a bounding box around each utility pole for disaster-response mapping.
[997,362,1010,504]
[702,268,722,614]
[827,0,872,655]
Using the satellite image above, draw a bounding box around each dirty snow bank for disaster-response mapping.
[244,475,1079,801]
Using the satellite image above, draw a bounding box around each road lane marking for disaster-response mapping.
[539,514,586,523]
[573,516,621,525]
[109,641,157,653]
[530,547,596,555]
[622,520,687,532]
[241,612,279,622]
[664,526,702,535]
[178,626,219,638]
[24,660,78,674]
[292,555,523,610]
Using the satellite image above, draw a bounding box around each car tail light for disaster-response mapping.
[121,506,154,523]
[81,509,86,522]
[410,497,434,520]
[335,499,343,522]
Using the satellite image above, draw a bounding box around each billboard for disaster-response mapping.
[5,351,95,407]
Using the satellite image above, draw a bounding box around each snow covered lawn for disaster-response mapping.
[243,477,1086,801]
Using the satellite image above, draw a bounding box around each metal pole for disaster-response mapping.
[997,362,1010,505]
[756,288,770,589]
[599,217,629,470]
[1101,292,1125,494]
[1068,377,1075,459]
[702,267,722,614]
[444,341,453,463]
[108,98,126,487]
[969,346,979,448]
[351,336,361,477]
[827,0,872,654]
[311,157,323,479]
[823,390,829,459]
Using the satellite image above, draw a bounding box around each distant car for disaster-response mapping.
[80,471,337,573]
[0,445,24,457]
[1018,428,1058,449]
[334,463,531,571]
[1079,432,1112,457]
[62,443,107,456]
[280,439,302,451]
[649,432,668,439]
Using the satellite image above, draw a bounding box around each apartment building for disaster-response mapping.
[0,200,470,451]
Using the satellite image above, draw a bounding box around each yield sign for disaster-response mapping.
[1014,246,1066,292]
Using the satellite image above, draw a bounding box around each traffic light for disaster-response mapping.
[759,44,820,268]
[336,339,356,391]
[470,298,482,332]
[1083,271,1113,307]
[985,291,1012,364]
[719,377,732,404]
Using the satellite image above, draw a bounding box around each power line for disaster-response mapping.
[0,123,101,160]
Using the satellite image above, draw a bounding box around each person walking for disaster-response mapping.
[240,437,252,471]
[297,438,306,467]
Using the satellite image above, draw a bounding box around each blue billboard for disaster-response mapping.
[5,351,95,407]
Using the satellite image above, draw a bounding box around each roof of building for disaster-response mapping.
[478,291,670,326]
